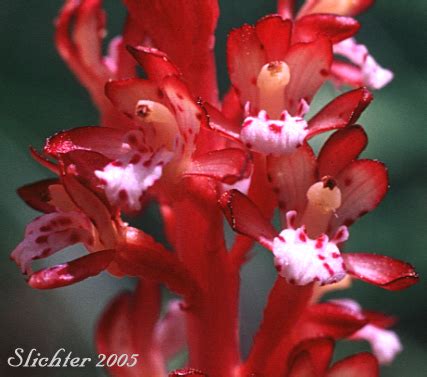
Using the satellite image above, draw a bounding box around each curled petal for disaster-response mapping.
[127,45,180,82]
[17,179,58,213]
[28,249,114,289]
[219,190,277,250]
[333,38,393,90]
[307,87,372,138]
[298,0,374,17]
[343,253,419,290]
[184,148,252,184]
[327,352,379,377]
[318,126,368,178]
[11,211,96,274]
[294,14,360,44]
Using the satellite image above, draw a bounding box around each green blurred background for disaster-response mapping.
[0,1,426,376]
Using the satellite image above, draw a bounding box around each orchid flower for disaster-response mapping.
[10,1,419,376]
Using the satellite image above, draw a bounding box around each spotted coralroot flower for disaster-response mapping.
[11,0,418,377]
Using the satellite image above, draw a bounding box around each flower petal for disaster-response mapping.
[45,126,126,160]
[28,249,114,289]
[317,126,368,178]
[327,352,379,377]
[294,14,360,44]
[17,179,59,213]
[183,148,251,185]
[256,15,292,61]
[203,102,241,141]
[298,0,374,17]
[219,190,277,250]
[11,211,96,274]
[227,24,266,110]
[287,351,317,377]
[343,253,419,290]
[329,160,388,230]
[169,369,207,377]
[267,144,317,218]
[284,38,333,114]
[105,77,166,118]
[307,87,372,138]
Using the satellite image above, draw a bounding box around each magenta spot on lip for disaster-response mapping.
[176,92,184,100]
[298,231,307,242]
[57,217,72,226]
[332,252,340,259]
[278,235,285,242]
[323,262,334,276]
[118,189,128,201]
[130,154,141,164]
[35,235,48,244]
[242,119,253,128]
[40,225,51,232]
[112,161,123,167]
[268,123,282,134]
[317,254,326,260]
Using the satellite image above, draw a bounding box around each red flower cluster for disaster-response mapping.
[12,0,417,376]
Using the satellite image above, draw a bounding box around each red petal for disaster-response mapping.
[329,160,388,230]
[169,369,207,377]
[222,87,244,124]
[45,126,126,160]
[105,77,166,119]
[327,352,379,377]
[28,249,114,289]
[308,87,372,138]
[343,253,419,290]
[203,102,241,141]
[288,338,334,377]
[363,310,397,329]
[127,45,180,82]
[227,24,266,110]
[162,75,206,153]
[256,15,292,61]
[287,351,317,377]
[284,38,333,114]
[29,147,58,174]
[124,0,219,103]
[17,179,58,213]
[330,60,364,88]
[219,190,277,250]
[302,302,368,339]
[116,228,199,298]
[267,144,317,219]
[318,126,368,178]
[184,148,252,184]
[294,15,360,44]
[62,174,118,248]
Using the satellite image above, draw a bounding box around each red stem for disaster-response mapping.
[173,177,240,377]
[242,278,313,376]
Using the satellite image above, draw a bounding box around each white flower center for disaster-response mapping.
[240,110,309,155]
[272,211,348,285]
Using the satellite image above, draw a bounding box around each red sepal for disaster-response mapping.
[203,102,241,141]
[184,148,251,184]
[318,126,368,178]
[284,38,333,114]
[28,249,114,289]
[29,147,58,174]
[301,302,368,339]
[343,253,419,290]
[256,15,292,61]
[294,15,360,44]
[17,179,58,213]
[105,78,166,118]
[330,160,388,231]
[45,126,126,160]
[227,24,266,109]
[287,351,316,377]
[307,87,372,138]
[327,352,379,377]
[127,45,180,82]
[219,190,277,250]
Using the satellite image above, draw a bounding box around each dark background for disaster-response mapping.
[0,1,426,376]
